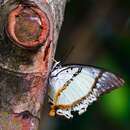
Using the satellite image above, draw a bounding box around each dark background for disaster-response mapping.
[40,0,129,130]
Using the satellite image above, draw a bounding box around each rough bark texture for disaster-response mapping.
[0,0,67,129]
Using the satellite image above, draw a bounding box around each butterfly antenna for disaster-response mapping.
[61,45,75,64]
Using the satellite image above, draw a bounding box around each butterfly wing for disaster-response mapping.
[48,65,124,119]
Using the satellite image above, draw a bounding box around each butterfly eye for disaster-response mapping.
[6,5,49,49]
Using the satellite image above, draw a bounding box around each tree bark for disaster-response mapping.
[0,0,67,130]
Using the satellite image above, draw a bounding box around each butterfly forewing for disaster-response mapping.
[48,64,124,119]
[49,67,80,102]
[56,67,99,106]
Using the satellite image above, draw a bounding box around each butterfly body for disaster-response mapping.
[48,63,124,119]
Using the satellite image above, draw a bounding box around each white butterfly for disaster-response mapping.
[48,62,124,119]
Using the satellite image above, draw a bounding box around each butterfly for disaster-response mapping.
[48,62,124,119]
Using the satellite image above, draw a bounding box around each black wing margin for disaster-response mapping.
[96,71,125,95]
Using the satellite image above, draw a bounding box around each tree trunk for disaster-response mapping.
[0,0,67,129]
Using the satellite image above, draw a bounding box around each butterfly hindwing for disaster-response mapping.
[48,64,124,119]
